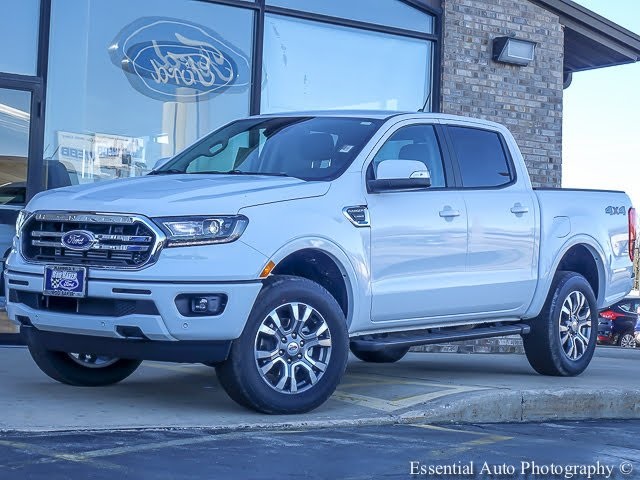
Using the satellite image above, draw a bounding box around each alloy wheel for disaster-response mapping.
[619,333,637,349]
[67,353,120,368]
[254,302,332,394]
[558,290,592,361]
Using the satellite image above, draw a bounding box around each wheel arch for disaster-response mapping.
[527,236,607,318]
[265,238,364,328]
[555,243,603,302]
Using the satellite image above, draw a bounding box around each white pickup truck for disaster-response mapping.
[5,112,637,414]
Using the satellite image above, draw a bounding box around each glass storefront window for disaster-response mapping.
[44,0,253,186]
[0,88,31,204]
[267,0,434,34]
[0,0,40,75]
[261,15,433,113]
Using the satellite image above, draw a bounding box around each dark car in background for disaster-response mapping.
[598,295,640,348]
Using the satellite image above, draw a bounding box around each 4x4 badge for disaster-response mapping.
[605,206,626,215]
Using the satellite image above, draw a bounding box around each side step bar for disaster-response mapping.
[350,323,531,352]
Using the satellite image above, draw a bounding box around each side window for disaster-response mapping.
[618,302,632,313]
[448,127,513,188]
[618,301,640,314]
[371,125,446,188]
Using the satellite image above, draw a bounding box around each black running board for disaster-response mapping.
[350,323,531,352]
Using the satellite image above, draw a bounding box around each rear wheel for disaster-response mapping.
[350,344,410,363]
[523,271,597,376]
[617,331,637,348]
[27,343,141,386]
[216,275,349,414]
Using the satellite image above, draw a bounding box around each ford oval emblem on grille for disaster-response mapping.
[61,230,96,251]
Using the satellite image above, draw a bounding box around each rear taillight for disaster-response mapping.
[630,207,637,262]
[600,310,622,320]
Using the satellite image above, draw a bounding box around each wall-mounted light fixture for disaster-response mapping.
[492,37,537,66]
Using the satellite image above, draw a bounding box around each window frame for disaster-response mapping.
[253,0,440,115]
[441,124,518,191]
[0,0,50,204]
[363,120,455,192]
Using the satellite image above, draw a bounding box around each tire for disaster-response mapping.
[350,344,410,363]
[617,331,637,348]
[216,275,349,414]
[523,271,597,376]
[27,343,141,386]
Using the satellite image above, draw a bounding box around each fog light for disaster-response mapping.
[175,294,228,317]
[192,297,214,313]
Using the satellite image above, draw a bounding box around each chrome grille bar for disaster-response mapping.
[34,213,136,224]
[31,231,153,242]
[31,240,151,252]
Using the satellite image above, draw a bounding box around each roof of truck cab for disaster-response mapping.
[253,110,409,120]
[252,110,508,130]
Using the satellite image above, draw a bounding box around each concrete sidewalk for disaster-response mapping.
[0,346,638,432]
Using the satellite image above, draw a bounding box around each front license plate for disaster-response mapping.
[43,265,87,298]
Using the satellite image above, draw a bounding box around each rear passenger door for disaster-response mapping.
[444,124,537,316]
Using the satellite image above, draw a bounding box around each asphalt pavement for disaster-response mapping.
[0,345,639,431]
[0,421,638,479]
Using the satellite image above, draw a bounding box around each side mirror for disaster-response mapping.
[367,159,431,193]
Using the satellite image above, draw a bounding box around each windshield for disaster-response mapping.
[154,116,382,181]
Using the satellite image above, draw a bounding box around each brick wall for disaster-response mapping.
[440,0,564,187]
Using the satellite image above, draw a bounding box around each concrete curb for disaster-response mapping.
[4,387,639,434]
[399,387,640,423]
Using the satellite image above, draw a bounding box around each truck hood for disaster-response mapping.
[27,174,331,217]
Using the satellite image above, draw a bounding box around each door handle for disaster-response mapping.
[439,208,461,218]
[510,203,529,215]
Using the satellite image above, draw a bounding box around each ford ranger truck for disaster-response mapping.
[5,112,637,414]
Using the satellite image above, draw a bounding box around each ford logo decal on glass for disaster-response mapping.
[61,230,96,251]
[109,17,251,102]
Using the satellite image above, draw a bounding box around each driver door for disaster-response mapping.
[366,122,469,323]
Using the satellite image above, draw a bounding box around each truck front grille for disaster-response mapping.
[21,212,162,269]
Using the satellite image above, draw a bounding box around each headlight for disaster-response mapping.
[15,210,31,236]
[154,215,248,247]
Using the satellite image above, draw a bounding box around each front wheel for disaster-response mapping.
[523,271,597,376]
[27,344,141,386]
[216,275,349,414]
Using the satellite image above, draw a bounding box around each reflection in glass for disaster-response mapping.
[0,0,40,75]
[158,116,382,181]
[0,88,31,205]
[44,0,253,187]
[267,0,434,34]
[261,15,433,113]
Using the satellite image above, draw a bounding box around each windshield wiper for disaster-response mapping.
[148,169,185,176]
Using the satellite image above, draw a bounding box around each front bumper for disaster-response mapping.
[5,269,262,342]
